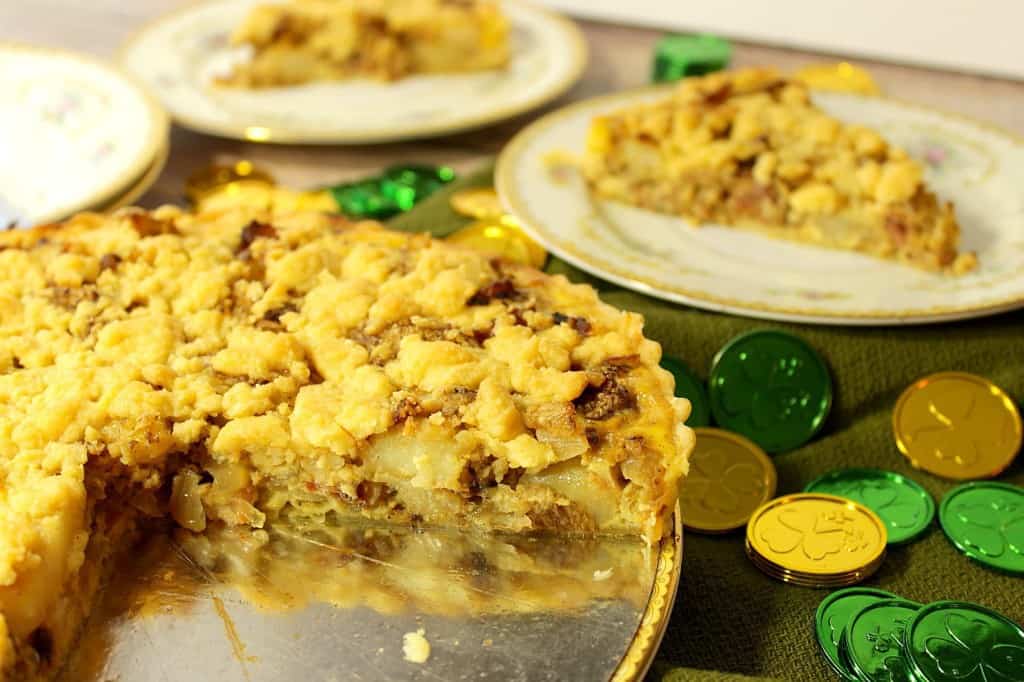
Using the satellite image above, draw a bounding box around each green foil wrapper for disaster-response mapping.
[652,34,732,84]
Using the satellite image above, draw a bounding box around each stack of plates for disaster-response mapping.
[0,43,169,229]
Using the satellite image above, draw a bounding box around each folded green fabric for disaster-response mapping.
[390,163,1024,681]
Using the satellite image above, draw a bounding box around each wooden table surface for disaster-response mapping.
[5,1,1024,209]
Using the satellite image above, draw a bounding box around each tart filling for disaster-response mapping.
[583,67,977,273]
[0,207,692,680]
[217,0,509,87]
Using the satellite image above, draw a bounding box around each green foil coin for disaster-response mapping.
[708,330,832,453]
[939,482,1024,575]
[330,179,399,219]
[843,598,922,681]
[660,356,710,427]
[804,469,935,544]
[652,34,732,83]
[815,587,898,680]
[380,164,456,211]
[906,600,1024,681]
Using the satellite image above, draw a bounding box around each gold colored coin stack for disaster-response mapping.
[745,494,888,587]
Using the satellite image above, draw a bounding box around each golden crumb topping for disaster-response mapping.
[583,68,971,272]
[0,207,691,656]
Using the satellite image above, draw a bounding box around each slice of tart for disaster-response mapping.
[0,206,692,680]
[582,67,977,273]
[217,0,510,87]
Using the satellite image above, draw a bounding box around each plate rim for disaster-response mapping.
[0,41,170,226]
[611,503,683,682]
[495,83,1024,326]
[94,132,170,213]
[116,0,588,145]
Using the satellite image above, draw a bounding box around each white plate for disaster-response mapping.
[496,86,1024,325]
[118,0,587,144]
[0,44,168,227]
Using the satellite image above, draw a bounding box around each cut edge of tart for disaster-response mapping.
[0,206,693,680]
[582,67,977,274]
[216,0,510,87]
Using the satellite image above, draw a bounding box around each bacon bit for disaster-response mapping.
[585,427,601,447]
[574,366,635,421]
[703,83,733,106]
[28,627,53,664]
[237,220,277,256]
[98,253,121,271]
[468,279,520,305]
[552,312,592,336]
[471,325,494,345]
[128,212,176,237]
[885,214,909,246]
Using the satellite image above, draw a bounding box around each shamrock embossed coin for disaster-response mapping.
[815,587,898,680]
[938,482,1024,574]
[446,218,548,268]
[681,428,776,533]
[449,187,504,219]
[805,469,935,544]
[746,494,887,583]
[893,372,1022,480]
[708,330,832,453]
[843,598,922,682]
[906,601,1024,682]
[660,356,710,427]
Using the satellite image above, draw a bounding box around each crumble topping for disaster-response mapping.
[583,67,975,272]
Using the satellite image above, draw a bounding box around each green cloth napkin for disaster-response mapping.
[389,164,1024,682]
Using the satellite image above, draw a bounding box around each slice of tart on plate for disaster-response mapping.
[217,0,510,87]
[582,67,977,274]
[0,206,692,680]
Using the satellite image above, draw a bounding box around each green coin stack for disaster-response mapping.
[651,34,732,83]
[815,588,1024,681]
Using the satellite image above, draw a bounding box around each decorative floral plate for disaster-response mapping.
[118,0,587,144]
[0,44,168,227]
[496,86,1024,325]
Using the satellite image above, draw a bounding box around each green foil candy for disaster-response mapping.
[708,330,832,453]
[330,164,456,219]
[805,469,935,545]
[652,34,732,84]
[906,601,1024,681]
[660,356,711,427]
[939,482,1024,574]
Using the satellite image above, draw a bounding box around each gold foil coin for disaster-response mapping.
[449,187,505,219]
[893,371,1022,480]
[186,160,276,203]
[680,427,777,534]
[793,62,881,95]
[446,217,547,268]
[746,494,887,582]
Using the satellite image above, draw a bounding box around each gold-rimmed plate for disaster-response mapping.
[64,507,682,682]
[0,43,169,227]
[94,134,170,213]
[495,85,1024,326]
[118,0,587,144]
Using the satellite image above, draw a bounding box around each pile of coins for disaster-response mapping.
[669,329,834,535]
[185,161,455,219]
[816,588,1024,680]
[445,186,547,268]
